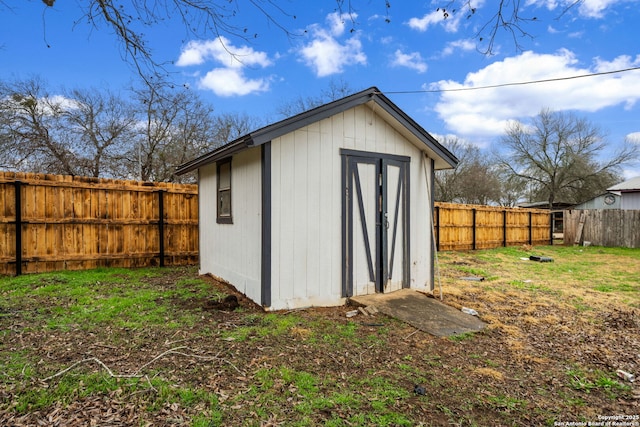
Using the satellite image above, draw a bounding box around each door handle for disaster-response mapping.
[384,212,389,229]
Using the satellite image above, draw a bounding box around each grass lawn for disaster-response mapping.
[1,245,639,426]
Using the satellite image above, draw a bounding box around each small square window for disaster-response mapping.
[217,158,232,223]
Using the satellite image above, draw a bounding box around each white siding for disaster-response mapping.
[413,151,434,292]
[270,123,344,309]
[269,103,434,309]
[621,193,640,210]
[199,148,263,303]
[573,194,620,210]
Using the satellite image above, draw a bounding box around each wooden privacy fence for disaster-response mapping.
[0,171,555,276]
[434,202,552,251]
[564,209,640,248]
[0,172,198,275]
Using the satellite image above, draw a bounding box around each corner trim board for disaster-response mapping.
[261,142,272,307]
[429,157,435,291]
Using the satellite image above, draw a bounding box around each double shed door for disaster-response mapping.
[342,150,410,297]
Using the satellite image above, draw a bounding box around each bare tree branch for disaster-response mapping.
[437,0,540,55]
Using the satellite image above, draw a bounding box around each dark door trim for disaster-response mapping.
[341,149,410,297]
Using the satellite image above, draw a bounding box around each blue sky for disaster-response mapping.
[2,0,640,177]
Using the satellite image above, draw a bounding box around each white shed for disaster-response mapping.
[176,87,458,310]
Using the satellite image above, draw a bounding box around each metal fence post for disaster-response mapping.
[14,181,23,276]
[158,190,165,267]
[435,206,440,251]
[503,210,508,247]
[472,208,477,250]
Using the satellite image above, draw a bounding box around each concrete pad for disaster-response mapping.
[350,289,486,337]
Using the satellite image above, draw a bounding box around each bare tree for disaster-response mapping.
[165,110,257,183]
[276,78,356,118]
[62,88,137,177]
[435,136,501,205]
[0,76,262,182]
[211,112,260,145]
[437,1,582,55]
[494,169,527,207]
[0,78,140,177]
[33,0,310,79]
[0,77,77,174]
[128,82,257,183]
[130,83,194,182]
[496,109,639,208]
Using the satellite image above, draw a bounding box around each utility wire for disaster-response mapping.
[383,66,640,94]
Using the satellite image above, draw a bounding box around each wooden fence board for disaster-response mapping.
[564,209,640,248]
[434,202,551,251]
[0,172,198,275]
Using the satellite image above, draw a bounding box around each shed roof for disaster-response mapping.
[517,201,574,210]
[176,87,458,175]
[608,176,640,192]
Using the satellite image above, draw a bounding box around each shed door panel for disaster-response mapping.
[351,159,379,296]
[342,152,410,297]
[383,160,406,293]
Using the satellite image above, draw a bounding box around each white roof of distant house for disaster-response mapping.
[608,176,640,192]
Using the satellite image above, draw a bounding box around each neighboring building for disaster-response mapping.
[176,87,458,310]
[607,176,640,210]
[572,192,621,210]
[517,201,573,235]
[568,177,640,211]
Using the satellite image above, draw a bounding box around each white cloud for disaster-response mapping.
[176,36,273,97]
[626,132,640,143]
[432,50,640,138]
[391,50,427,73]
[572,0,625,18]
[407,10,463,33]
[594,54,640,72]
[441,39,476,56]
[407,1,485,33]
[547,25,560,34]
[326,12,348,37]
[526,0,560,10]
[47,95,80,112]
[299,13,367,77]
[526,0,638,18]
[4,94,81,116]
[407,11,443,32]
[622,168,640,179]
[199,68,270,97]
[177,37,272,68]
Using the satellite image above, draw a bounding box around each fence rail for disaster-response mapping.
[434,202,552,251]
[563,209,640,248]
[0,172,198,275]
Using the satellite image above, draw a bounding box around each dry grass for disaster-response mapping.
[438,244,639,316]
[1,246,638,426]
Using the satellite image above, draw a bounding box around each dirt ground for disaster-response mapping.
[1,259,639,426]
